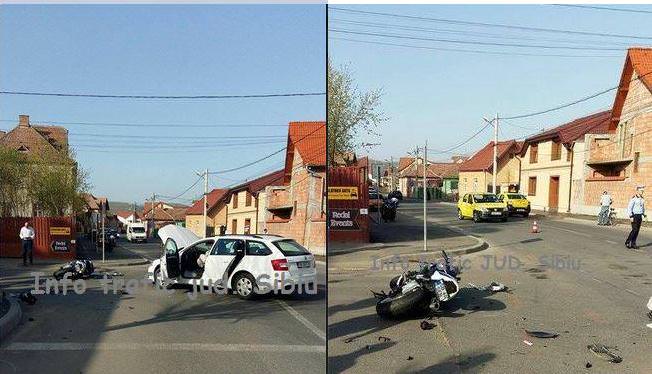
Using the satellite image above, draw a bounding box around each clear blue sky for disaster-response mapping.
[0,4,325,204]
[328,4,652,162]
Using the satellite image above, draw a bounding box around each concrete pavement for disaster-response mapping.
[0,238,326,374]
[328,200,652,373]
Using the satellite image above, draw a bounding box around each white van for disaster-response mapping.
[127,222,147,243]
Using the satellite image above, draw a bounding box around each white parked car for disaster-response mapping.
[146,225,316,299]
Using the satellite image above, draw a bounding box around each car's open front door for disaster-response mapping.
[164,238,181,279]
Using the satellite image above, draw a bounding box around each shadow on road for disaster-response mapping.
[328,341,396,373]
[397,351,497,373]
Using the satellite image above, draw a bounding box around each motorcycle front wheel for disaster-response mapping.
[376,286,427,319]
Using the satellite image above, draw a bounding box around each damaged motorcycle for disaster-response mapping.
[53,259,95,280]
[373,251,460,319]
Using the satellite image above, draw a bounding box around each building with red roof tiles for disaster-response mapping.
[574,48,652,216]
[224,169,285,236]
[397,157,461,199]
[264,121,326,255]
[185,188,229,237]
[458,140,522,195]
[519,111,611,212]
[0,115,69,157]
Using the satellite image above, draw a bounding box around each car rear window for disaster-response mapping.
[131,227,145,233]
[273,239,310,256]
[508,194,526,199]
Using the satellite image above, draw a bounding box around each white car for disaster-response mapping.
[146,225,316,299]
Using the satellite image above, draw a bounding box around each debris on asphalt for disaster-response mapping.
[407,356,414,361]
[525,330,559,339]
[523,340,533,346]
[28,317,34,322]
[112,272,124,277]
[343,337,356,344]
[587,344,623,363]
[18,291,37,305]
[420,320,436,330]
[377,336,391,342]
[468,282,510,293]
[585,362,592,369]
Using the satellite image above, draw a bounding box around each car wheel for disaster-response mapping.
[457,209,464,220]
[153,267,163,288]
[473,211,481,223]
[233,273,257,300]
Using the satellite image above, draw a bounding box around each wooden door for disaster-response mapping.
[548,176,560,212]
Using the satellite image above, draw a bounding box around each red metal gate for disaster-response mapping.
[0,216,76,260]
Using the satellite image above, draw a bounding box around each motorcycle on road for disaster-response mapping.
[373,251,460,319]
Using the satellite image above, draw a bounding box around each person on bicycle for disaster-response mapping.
[598,191,612,225]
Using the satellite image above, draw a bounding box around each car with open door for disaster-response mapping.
[146,225,317,299]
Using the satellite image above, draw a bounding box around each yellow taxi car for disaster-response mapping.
[497,192,531,217]
[457,193,508,222]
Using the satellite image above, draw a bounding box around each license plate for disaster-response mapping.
[491,211,502,216]
[297,261,312,268]
[517,209,525,212]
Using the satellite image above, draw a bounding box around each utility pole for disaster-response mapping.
[493,113,499,194]
[151,193,156,238]
[483,115,499,194]
[390,156,394,191]
[101,202,106,263]
[423,141,427,252]
[203,168,208,238]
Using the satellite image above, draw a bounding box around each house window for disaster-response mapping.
[232,193,238,209]
[530,144,538,164]
[231,219,237,234]
[528,177,537,196]
[245,191,252,207]
[634,152,640,173]
[551,142,561,161]
[244,218,251,234]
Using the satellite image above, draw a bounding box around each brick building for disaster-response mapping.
[265,121,326,255]
[574,48,652,216]
[520,111,611,213]
[397,157,461,199]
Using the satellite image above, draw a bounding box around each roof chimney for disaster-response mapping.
[18,115,30,127]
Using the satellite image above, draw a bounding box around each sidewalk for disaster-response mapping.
[329,211,487,272]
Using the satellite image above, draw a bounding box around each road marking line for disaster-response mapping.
[4,342,325,353]
[625,289,641,297]
[554,227,592,237]
[606,240,618,245]
[275,300,326,341]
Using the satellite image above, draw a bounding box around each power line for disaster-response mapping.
[501,70,652,120]
[329,29,624,51]
[67,132,286,140]
[163,176,203,201]
[208,123,325,175]
[553,4,652,15]
[429,121,493,155]
[329,6,652,40]
[330,18,640,47]
[0,90,325,100]
[330,37,622,59]
[0,118,289,128]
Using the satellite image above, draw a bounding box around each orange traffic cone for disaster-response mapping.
[531,220,540,233]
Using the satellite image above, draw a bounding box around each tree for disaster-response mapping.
[328,60,386,166]
[0,148,27,216]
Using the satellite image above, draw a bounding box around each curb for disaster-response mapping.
[328,243,387,256]
[0,297,22,342]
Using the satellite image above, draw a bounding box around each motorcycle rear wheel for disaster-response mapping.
[376,286,427,319]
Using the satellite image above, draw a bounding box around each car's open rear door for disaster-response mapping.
[164,238,181,279]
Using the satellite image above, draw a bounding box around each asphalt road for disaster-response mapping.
[328,201,652,373]
[0,238,326,374]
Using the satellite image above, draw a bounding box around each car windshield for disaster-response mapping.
[273,239,310,256]
[132,227,145,233]
[508,194,527,199]
[473,194,498,203]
